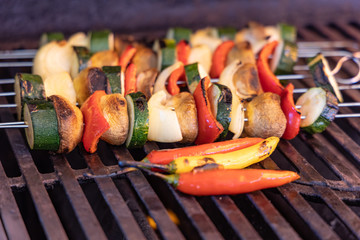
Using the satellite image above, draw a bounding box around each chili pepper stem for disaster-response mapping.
[118,160,172,172]
[133,165,180,187]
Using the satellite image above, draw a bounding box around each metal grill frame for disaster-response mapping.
[0,22,360,240]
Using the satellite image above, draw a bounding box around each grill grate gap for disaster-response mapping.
[112,176,158,240]
[0,129,21,177]
[13,187,46,239]
[344,199,360,218]
[80,180,124,240]
[65,146,88,170]
[231,194,278,240]
[47,181,86,240]
[27,149,55,174]
[96,141,119,166]
[270,146,299,172]
[327,23,357,41]
[305,25,330,40]
[290,135,341,181]
[301,194,358,240]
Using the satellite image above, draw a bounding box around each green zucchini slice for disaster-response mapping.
[102,66,124,94]
[24,100,60,151]
[71,46,92,78]
[154,39,176,71]
[40,32,65,46]
[89,30,114,53]
[184,62,208,94]
[125,92,149,148]
[295,87,339,134]
[278,23,297,43]
[208,83,232,140]
[308,53,343,102]
[217,27,237,41]
[271,40,298,75]
[166,27,192,43]
[14,73,46,121]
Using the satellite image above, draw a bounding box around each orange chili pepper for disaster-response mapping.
[256,41,284,96]
[144,137,263,165]
[161,169,300,196]
[193,77,224,145]
[176,40,190,65]
[125,63,137,95]
[119,45,137,69]
[210,40,235,78]
[166,65,186,96]
[81,90,110,153]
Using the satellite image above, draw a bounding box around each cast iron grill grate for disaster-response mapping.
[0,22,360,240]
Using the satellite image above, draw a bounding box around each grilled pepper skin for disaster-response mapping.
[81,90,110,153]
[210,40,235,78]
[176,40,190,65]
[125,63,137,95]
[281,83,301,139]
[193,77,224,144]
[166,65,185,96]
[257,41,284,96]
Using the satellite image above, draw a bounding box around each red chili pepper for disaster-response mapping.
[176,40,190,65]
[125,63,137,95]
[81,90,110,153]
[119,45,137,69]
[161,169,300,196]
[281,83,301,140]
[210,40,235,78]
[144,137,264,165]
[166,65,186,96]
[193,77,224,145]
[257,41,284,96]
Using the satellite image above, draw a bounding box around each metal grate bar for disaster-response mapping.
[81,151,147,240]
[52,154,108,240]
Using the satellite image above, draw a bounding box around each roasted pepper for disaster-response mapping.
[193,77,224,144]
[163,168,300,196]
[125,63,137,95]
[257,41,284,96]
[281,83,301,140]
[210,40,235,78]
[124,136,279,173]
[166,64,185,96]
[176,40,190,65]
[81,90,110,153]
[118,45,137,69]
[144,137,264,165]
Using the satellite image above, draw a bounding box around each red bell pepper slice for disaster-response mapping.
[210,40,235,78]
[257,41,284,96]
[166,65,185,96]
[193,77,224,145]
[176,40,190,65]
[125,63,137,95]
[81,90,110,153]
[119,45,137,69]
[281,83,301,140]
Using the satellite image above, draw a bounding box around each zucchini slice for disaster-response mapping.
[184,62,208,94]
[208,83,232,140]
[24,100,60,151]
[40,32,65,46]
[89,30,114,53]
[217,27,237,41]
[166,27,192,43]
[308,53,343,103]
[102,66,124,94]
[125,92,149,148]
[70,46,92,78]
[154,39,176,71]
[295,87,339,134]
[271,40,298,75]
[278,23,297,43]
[14,73,46,121]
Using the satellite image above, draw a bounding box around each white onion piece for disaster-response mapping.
[68,32,89,47]
[148,91,183,142]
[218,59,243,94]
[187,45,212,74]
[153,62,183,98]
[44,72,77,105]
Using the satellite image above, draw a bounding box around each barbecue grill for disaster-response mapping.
[1,1,360,239]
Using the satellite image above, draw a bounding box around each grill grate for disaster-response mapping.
[0,22,360,240]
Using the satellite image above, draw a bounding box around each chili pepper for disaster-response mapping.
[144,137,264,165]
[210,40,235,78]
[118,45,137,69]
[166,64,186,96]
[125,63,137,95]
[176,40,190,65]
[162,169,300,196]
[193,77,224,144]
[124,136,279,174]
[281,83,301,140]
[81,90,110,153]
[257,41,284,96]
